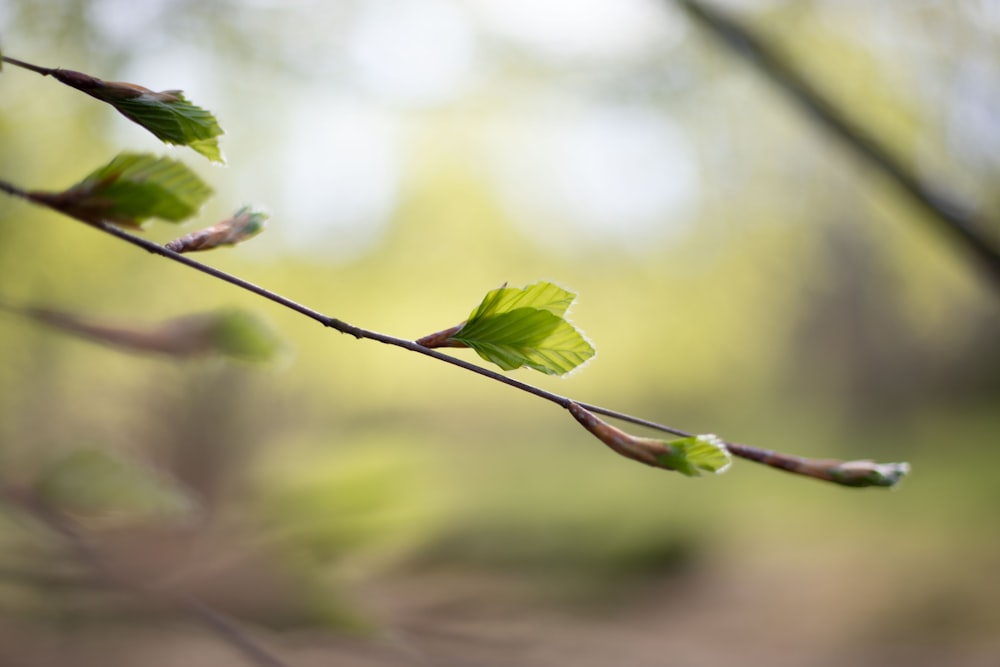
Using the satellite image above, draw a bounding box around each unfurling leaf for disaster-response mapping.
[3,302,281,362]
[416,281,595,376]
[27,153,212,227]
[43,67,224,162]
[568,403,731,476]
[466,281,576,320]
[35,448,195,520]
[165,205,268,253]
[653,434,733,477]
[827,460,910,488]
[208,310,284,363]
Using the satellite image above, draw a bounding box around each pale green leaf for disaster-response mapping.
[450,281,595,375]
[48,152,213,226]
[655,434,732,477]
[208,309,283,363]
[466,281,576,321]
[456,311,592,375]
[110,93,225,163]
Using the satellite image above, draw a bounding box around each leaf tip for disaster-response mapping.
[830,460,911,488]
[656,433,733,477]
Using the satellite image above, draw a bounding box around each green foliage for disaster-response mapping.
[109,93,225,163]
[34,65,225,163]
[35,448,194,519]
[31,152,213,227]
[656,434,733,477]
[568,403,732,477]
[208,309,283,363]
[73,152,212,224]
[3,58,224,161]
[450,282,596,375]
[466,281,576,320]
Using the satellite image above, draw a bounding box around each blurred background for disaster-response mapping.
[1,0,999,665]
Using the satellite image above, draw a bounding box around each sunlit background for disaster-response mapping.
[1,1,999,665]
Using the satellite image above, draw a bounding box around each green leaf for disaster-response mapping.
[655,434,732,477]
[78,153,213,223]
[568,403,730,477]
[41,67,224,163]
[208,310,284,363]
[466,281,576,321]
[451,282,595,375]
[35,448,195,519]
[33,153,213,227]
[110,93,225,163]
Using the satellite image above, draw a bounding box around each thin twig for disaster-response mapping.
[1,55,56,76]
[95,221,575,409]
[4,490,293,667]
[676,0,1000,288]
[0,178,30,199]
[90,222,885,486]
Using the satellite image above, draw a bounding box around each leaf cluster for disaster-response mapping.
[421,282,596,376]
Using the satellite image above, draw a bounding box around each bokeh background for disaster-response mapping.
[1,1,999,665]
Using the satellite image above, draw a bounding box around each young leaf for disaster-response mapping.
[654,434,733,477]
[108,92,225,163]
[456,309,593,375]
[417,282,595,376]
[467,281,576,320]
[38,65,224,162]
[165,205,268,253]
[27,153,212,227]
[208,309,284,363]
[568,403,732,476]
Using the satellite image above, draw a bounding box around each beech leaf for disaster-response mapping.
[45,67,224,162]
[568,403,732,477]
[28,153,212,227]
[447,282,595,375]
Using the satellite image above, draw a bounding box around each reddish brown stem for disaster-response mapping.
[415,322,469,348]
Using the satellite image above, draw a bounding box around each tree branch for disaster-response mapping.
[89,221,904,488]
[676,0,1000,288]
[0,487,293,667]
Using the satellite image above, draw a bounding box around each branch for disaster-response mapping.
[0,487,293,667]
[89,221,905,488]
[676,0,1000,289]
[2,55,56,76]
